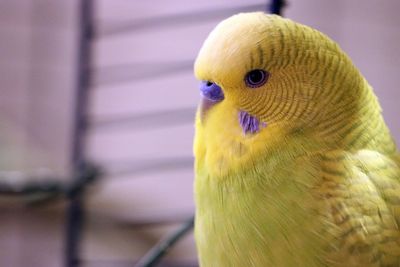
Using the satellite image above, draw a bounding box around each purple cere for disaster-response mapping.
[239,110,266,135]
[200,81,224,102]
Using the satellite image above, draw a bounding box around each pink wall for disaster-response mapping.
[0,1,399,266]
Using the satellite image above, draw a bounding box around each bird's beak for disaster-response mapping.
[199,81,224,122]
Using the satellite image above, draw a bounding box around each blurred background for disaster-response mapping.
[0,0,399,266]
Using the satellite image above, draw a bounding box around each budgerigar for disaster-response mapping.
[193,12,400,266]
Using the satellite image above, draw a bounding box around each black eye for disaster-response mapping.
[245,69,269,88]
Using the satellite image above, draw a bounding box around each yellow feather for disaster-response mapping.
[194,12,400,266]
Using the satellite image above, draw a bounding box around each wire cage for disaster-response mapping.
[71,2,286,266]
[3,0,400,266]
[2,1,286,267]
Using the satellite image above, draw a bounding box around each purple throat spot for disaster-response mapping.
[238,111,267,135]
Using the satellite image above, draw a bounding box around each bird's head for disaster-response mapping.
[193,12,375,177]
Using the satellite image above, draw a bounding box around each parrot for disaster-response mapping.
[193,12,400,267]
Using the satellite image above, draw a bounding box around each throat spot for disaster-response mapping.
[238,110,266,135]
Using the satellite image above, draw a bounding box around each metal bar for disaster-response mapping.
[269,0,286,15]
[89,107,196,132]
[87,212,195,229]
[0,165,98,194]
[65,0,93,266]
[134,216,195,267]
[0,181,63,195]
[82,260,198,267]
[103,156,194,177]
[0,170,61,195]
[97,3,267,37]
[92,60,193,87]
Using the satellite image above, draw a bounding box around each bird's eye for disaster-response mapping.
[244,69,269,88]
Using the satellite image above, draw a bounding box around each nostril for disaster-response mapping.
[200,81,224,102]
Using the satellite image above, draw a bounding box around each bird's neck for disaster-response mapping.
[312,77,396,154]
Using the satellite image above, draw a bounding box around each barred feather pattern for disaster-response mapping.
[193,12,400,266]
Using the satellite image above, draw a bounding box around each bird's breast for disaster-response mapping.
[194,153,327,267]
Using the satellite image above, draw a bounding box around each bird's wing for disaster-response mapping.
[314,150,400,266]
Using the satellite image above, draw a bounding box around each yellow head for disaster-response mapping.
[194,12,391,178]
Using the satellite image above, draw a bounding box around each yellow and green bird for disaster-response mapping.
[193,12,400,267]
